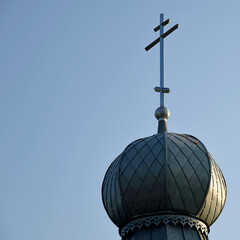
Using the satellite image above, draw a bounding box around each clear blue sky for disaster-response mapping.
[0,1,239,239]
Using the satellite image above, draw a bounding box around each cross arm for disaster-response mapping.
[154,19,171,32]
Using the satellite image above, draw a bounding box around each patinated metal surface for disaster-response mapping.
[102,132,226,228]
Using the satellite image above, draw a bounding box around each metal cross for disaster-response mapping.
[145,13,179,108]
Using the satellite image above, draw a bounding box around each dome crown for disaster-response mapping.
[102,132,226,228]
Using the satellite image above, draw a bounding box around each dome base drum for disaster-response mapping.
[120,214,209,239]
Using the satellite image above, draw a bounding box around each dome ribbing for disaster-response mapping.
[102,132,226,229]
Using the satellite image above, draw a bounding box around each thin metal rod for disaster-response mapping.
[160,14,164,107]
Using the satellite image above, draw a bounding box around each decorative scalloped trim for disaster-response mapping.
[120,214,209,237]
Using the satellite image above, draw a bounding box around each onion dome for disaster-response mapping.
[102,132,226,237]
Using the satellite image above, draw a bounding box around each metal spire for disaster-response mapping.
[145,13,179,133]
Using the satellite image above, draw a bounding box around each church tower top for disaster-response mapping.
[101,14,227,240]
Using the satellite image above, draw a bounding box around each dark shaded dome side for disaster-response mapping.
[102,134,167,228]
[102,153,130,227]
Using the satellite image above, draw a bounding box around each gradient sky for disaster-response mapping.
[0,1,239,239]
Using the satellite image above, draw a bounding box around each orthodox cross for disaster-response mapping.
[145,13,179,108]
